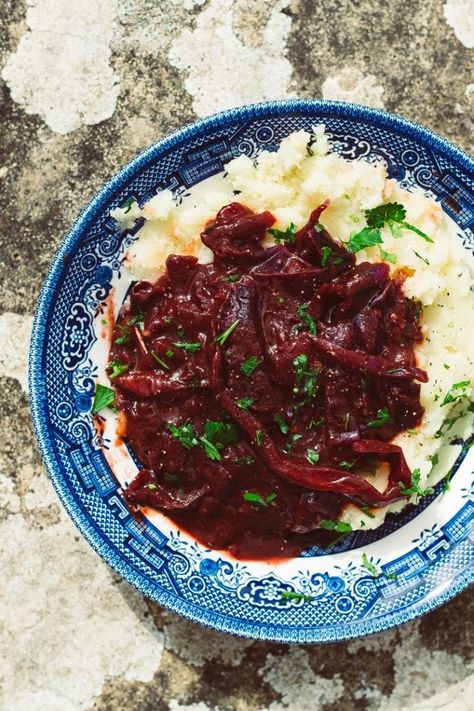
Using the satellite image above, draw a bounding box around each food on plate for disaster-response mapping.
[98,127,474,559]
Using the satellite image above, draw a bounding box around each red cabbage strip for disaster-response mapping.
[308,335,428,382]
[353,439,412,490]
[124,469,208,510]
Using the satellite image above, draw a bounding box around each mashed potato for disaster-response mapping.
[113,127,474,530]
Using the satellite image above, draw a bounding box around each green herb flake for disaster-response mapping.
[241,355,261,376]
[280,590,312,603]
[168,422,198,449]
[166,349,174,358]
[215,319,240,346]
[255,429,264,447]
[221,273,241,283]
[429,452,439,468]
[283,433,303,454]
[313,223,324,233]
[361,504,376,519]
[443,363,450,370]
[339,460,356,470]
[129,311,145,329]
[121,197,135,214]
[199,436,222,461]
[306,448,320,464]
[277,296,286,304]
[309,417,324,429]
[347,227,383,253]
[274,413,289,434]
[145,483,158,491]
[173,341,202,352]
[413,250,430,265]
[91,384,115,414]
[365,202,433,243]
[379,246,397,264]
[440,380,470,407]
[107,360,129,379]
[100,318,108,325]
[361,553,380,578]
[242,491,276,507]
[399,468,434,497]
[366,407,391,428]
[268,222,297,245]
[151,351,169,370]
[321,246,332,267]
[319,519,353,533]
[297,302,317,335]
[236,397,254,410]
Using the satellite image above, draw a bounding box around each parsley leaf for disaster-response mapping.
[347,227,383,253]
[280,590,312,603]
[297,302,317,335]
[413,250,430,265]
[241,355,261,376]
[173,341,202,352]
[319,519,353,533]
[129,311,145,330]
[292,353,319,402]
[361,553,380,578]
[255,429,264,446]
[91,384,115,414]
[339,460,356,470]
[199,436,222,461]
[145,483,158,491]
[236,397,254,410]
[151,351,169,370]
[274,413,289,434]
[441,380,470,407]
[114,324,130,344]
[168,422,198,449]
[243,491,277,506]
[365,202,433,243]
[107,360,129,379]
[306,448,320,464]
[221,274,241,283]
[379,246,397,264]
[321,246,331,267]
[399,468,434,497]
[366,407,391,428]
[283,433,303,454]
[268,222,297,245]
[233,456,255,466]
[215,319,240,346]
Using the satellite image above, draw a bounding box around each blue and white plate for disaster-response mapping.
[29,100,474,643]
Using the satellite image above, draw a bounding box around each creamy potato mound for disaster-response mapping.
[112,127,474,531]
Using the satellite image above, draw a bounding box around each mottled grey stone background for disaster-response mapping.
[0,1,472,709]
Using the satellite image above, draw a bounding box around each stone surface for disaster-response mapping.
[0,0,472,709]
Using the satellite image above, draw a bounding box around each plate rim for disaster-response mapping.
[28,99,474,643]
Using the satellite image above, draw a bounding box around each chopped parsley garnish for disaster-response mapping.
[361,504,375,518]
[243,491,277,506]
[268,222,297,245]
[297,302,317,335]
[129,311,145,330]
[413,250,430,265]
[440,380,470,407]
[399,468,434,497]
[233,456,255,466]
[280,590,312,603]
[107,360,129,379]
[283,433,303,454]
[274,413,289,434]
[339,460,356,470]
[173,341,202,352]
[306,449,320,464]
[168,422,198,449]
[366,407,391,428]
[114,324,130,344]
[292,353,319,402]
[361,553,380,577]
[221,274,241,283]
[365,202,433,243]
[91,384,115,414]
[429,452,439,468]
[241,355,261,376]
[255,429,264,446]
[443,363,450,370]
[379,246,397,264]
[236,397,254,410]
[166,349,174,358]
[321,246,331,267]
[309,417,324,429]
[313,222,324,233]
[151,351,169,370]
[215,319,240,346]
[347,227,383,253]
[198,421,239,461]
[121,197,135,214]
[319,519,353,533]
[145,483,158,491]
